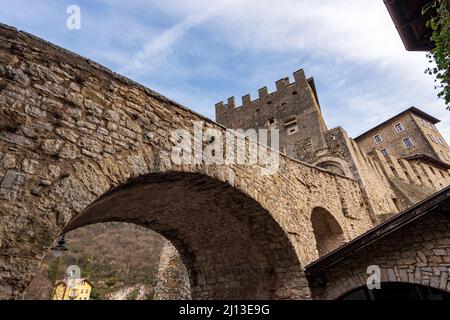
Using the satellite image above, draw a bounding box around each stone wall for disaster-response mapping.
[320,127,399,221]
[371,149,450,200]
[154,241,191,300]
[311,210,450,299]
[0,23,374,299]
[319,127,450,219]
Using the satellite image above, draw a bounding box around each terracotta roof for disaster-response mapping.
[305,185,450,276]
[354,106,440,141]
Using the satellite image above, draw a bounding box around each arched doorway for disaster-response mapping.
[339,283,450,300]
[311,207,345,257]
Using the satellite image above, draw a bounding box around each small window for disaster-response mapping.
[381,148,389,156]
[267,118,275,126]
[394,122,405,133]
[284,117,298,136]
[374,134,383,144]
[403,137,414,149]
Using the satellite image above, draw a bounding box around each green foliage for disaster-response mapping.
[127,288,139,300]
[67,253,159,300]
[47,257,60,285]
[89,287,102,300]
[28,223,164,300]
[423,0,450,109]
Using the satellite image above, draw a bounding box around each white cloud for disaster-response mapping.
[120,15,202,74]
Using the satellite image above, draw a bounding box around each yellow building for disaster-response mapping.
[51,278,92,300]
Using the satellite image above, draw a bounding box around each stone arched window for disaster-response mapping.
[311,207,345,257]
[315,161,346,176]
[312,157,353,178]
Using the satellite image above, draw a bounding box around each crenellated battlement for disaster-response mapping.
[215,69,310,113]
[214,68,328,162]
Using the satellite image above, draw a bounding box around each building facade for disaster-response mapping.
[51,278,92,300]
[354,107,450,165]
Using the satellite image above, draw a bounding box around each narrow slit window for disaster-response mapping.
[284,117,298,136]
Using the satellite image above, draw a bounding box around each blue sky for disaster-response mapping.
[1,0,449,141]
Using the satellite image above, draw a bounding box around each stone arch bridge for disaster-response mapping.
[0,24,374,299]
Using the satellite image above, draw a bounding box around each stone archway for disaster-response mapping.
[61,171,305,299]
[310,207,345,257]
[313,157,353,178]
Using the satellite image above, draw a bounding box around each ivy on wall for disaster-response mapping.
[424,0,450,109]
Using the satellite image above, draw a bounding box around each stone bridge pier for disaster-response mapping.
[0,24,374,299]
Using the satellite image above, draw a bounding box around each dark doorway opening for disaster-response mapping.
[340,282,450,300]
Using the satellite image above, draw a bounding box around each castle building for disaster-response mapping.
[215,70,450,221]
[354,107,450,165]
[51,278,92,300]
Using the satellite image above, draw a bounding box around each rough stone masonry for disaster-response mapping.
[0,22,448,300]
